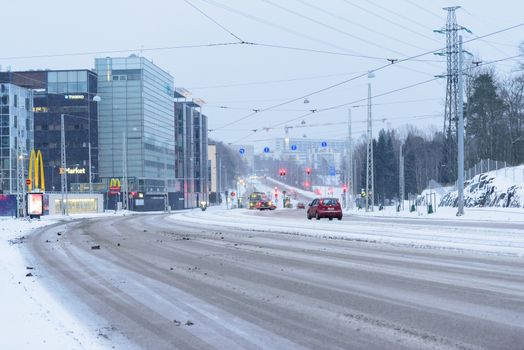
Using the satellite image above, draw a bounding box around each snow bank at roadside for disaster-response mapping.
[0,214,125,350]
[170,208,524,257]
[440,165,524,208]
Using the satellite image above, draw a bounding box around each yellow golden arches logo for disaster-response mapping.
[109,178,121,188]
[28,149,45,191]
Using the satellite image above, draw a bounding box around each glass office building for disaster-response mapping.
[0,70,98,192]
[0,83,33,194]
[95,55,175,194]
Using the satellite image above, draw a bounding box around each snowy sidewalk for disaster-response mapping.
[0,214,127,350]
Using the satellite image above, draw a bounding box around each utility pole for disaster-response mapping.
[164,147,169,212]
[218,157,222,204]
[399,143,405,211]
[347,108,353,210]
[365,72,375,212]
[457,35,465,216]
[88,141,92,194]
[16,128,26,218]
[60,114,68,215]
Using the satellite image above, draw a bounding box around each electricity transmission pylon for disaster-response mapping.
[434,6,470,183]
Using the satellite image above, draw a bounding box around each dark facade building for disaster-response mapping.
[174,88,208,208]
[0,70,99,192]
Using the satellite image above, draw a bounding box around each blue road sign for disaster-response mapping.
[239,148,245,155]
[291,144,297,151]
[321,141,328,148]
[329,166,336,176]
[263,146,270,153]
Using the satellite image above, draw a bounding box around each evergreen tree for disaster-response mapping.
[466,72,505,161]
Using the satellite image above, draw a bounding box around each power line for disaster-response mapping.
[260,0,412,58]
[402,0,445,21]
[364,0,436,33]
[296,0,438,54]
[182,0,244,42]
[341,0,442,43]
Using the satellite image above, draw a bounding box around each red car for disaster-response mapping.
[307,198,342,220]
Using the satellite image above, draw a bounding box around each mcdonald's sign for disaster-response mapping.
[28,149,45,192]
[109,178,121,196]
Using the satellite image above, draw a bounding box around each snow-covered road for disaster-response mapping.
[20,209,524,349]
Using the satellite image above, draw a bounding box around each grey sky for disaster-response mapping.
[2,0,523,151]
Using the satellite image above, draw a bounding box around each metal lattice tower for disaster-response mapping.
[444,7,460,140]
[435,7,469,181]
[365,73,374,212]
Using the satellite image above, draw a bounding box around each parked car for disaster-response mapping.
[256,200,276,210]
[296,202,305,209]
[307,198,342,220]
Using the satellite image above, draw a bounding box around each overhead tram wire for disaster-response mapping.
[182,0,244,42]
[225,77,441,144]
[205,97,442,112]
[227,51,524,144]
[236,113,443,144]
[269,52,524,129]
[201,0,370,57]
[211,21,524,133]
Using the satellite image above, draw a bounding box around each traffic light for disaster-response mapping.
[279,168,287,177]
[342,184,348,193]
[305,167,311,175]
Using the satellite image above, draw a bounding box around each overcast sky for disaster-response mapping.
[2,0,523,151]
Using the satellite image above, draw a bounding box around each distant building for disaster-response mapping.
[95,55,176,210]
[208,142,218,195]
[0,82,33,194]
[174,88,208,208]
[0,69,98,191]
[275,137,346,166]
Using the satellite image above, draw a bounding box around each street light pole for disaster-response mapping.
[164,147,168,212]
[122,131,128,211]
[60,114,68,215]
[457,35,465,216]
[347,108,352,210]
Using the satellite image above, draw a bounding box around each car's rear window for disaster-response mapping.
[322,198,338,205]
